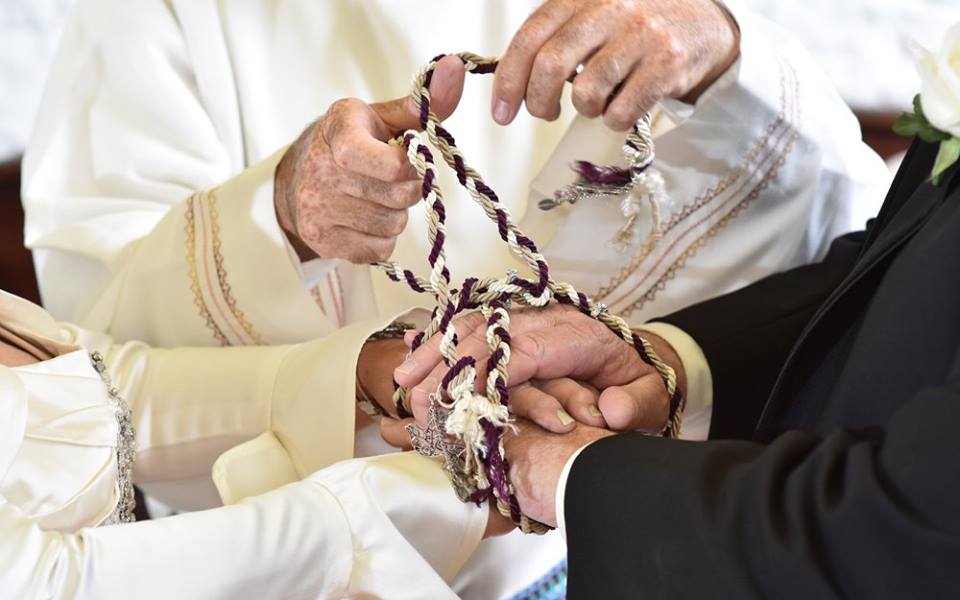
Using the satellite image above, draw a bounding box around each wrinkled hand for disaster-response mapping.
[491,0,740,130]
[274,55,466,263]
[393,304,686,434]
[502,419,615,527]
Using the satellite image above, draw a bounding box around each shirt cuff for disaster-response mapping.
[635,322,713,441]
[555,444,589,540]
[296,255,340,289]
[277,222,339,290]
[556,323,713,537]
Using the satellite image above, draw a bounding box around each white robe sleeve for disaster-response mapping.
[0,452,485,600]
[62,310,405,510]
[21,0,338,345]
[0,317,486,598]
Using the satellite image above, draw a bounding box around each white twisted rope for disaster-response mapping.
[378,53,685,533]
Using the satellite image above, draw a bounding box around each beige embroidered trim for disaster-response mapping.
[619,130,800,317]
[185,193,230,346]
[616,63,802,317]
[207,190,266,345]
[594,59,798,312]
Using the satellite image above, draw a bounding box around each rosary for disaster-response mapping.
[375,53,684,534]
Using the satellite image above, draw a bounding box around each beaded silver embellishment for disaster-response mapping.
[90,351,137,524]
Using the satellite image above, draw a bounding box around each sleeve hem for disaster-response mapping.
[637,321,714,440]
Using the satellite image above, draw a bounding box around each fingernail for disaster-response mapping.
[588,405,603,418]
[493,99,512,124]
[557,409,575,427]
[395,356,417,376]
[403,330,418,347]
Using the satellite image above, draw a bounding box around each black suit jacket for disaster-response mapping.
[565,141,960,599]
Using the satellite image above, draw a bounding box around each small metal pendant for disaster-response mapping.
[540,114,668,252]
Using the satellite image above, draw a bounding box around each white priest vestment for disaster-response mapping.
[20,1,891,597]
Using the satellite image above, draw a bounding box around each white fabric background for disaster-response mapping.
[0,0,75,162]
[743,0,958,112]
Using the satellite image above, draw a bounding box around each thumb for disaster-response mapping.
[597,373,670,433]
[372,54,466,133]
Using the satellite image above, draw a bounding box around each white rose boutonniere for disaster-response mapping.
[895,23,960,185]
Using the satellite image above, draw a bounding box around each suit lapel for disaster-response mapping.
[756,141,949,433]
[859,141,936,250]
[834,179,944,296]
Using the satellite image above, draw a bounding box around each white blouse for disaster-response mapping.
[0,291,487,598]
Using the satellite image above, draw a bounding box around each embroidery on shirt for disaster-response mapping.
[184,190,267,345]
[207,190,266,344]
[593,59,801,317]
[185,193,231,346]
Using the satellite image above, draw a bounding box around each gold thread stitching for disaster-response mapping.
[618,63,802,317]
[594,60,792,302]
[619,131,801,317]
[207,190,266,345]
[185,194,230,346]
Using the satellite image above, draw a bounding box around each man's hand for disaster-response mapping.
[380,414,616,528]
[393,304,686,434]
[274,55,466,263]
[491,0,740,130]
[356,337,409,417]
[503,419,615,527]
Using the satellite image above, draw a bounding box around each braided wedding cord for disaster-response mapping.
[378,53,685,534]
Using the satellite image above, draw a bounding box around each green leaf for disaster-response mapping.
[893,113,923,137]
[918,123,953,144]
[931,137,960,185]
[892,96,951,141]
[913,94,925,120]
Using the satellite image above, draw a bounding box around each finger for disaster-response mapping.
[536,378,607,428]
[335,173,422,210]
[322,100,418,182]
[403,329,419,348]
[492,0,577,125]
[408,323,492,426]
[509,383,576,434]
[307,225,397,263]
[399,305,563,404]
[600,57,677,131]
[571,38,646,119]
[524,11,607,121]
[325,195,409,238]
[394,312,487,390]
[506,321,640,389]
[597,372,670,432]
[373,54,466,130]
[379,417,415,450]
[599,27,698,131]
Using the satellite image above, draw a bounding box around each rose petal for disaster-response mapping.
[914,36,960,137]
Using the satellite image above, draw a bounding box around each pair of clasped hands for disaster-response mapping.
[274,0,739,529]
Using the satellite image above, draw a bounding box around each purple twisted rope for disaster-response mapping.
[378,53,684,534]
